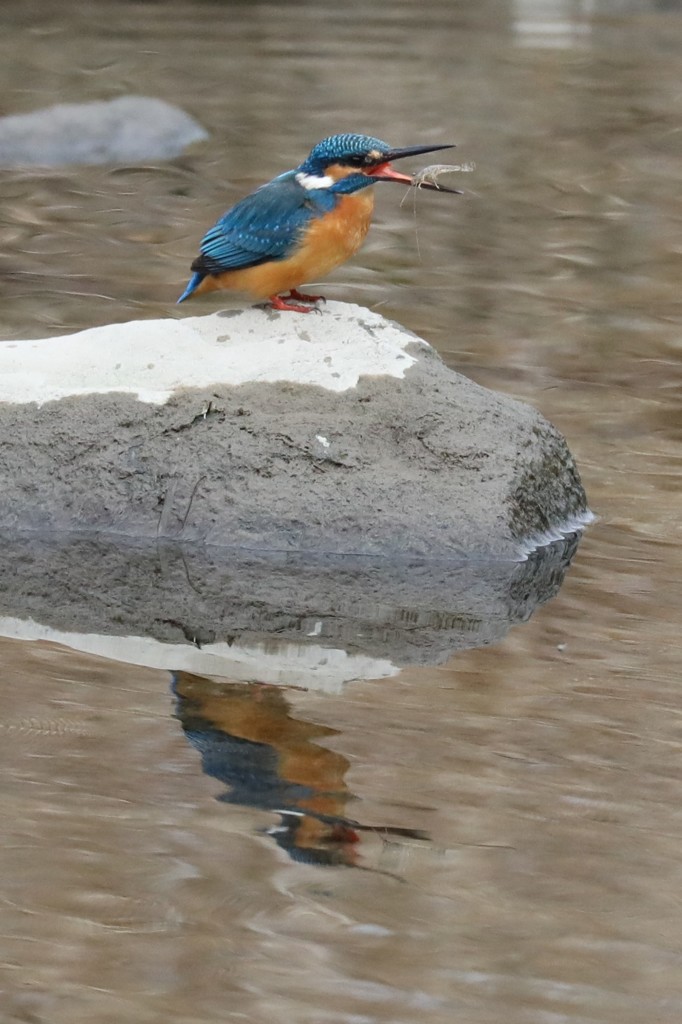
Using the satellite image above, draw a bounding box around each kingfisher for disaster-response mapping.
[177,132,460,312]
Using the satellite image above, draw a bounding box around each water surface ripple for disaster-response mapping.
[1,2,681,1022]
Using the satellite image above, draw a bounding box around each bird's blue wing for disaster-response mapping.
[192,173,334,275]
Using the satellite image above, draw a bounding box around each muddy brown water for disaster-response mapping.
[1,2,682,1022]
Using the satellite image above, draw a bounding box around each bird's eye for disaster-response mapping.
[344,152,381,170]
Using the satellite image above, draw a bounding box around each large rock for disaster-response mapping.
[0,301,591,560]
[0,96,208,167]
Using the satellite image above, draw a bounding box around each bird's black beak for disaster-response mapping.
[383,143,455,163]
[367,142,462,193]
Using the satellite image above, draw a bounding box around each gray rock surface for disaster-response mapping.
[0,96,208,167]
[0,302,591,560]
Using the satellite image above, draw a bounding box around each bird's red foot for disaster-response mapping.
[286,288,326,304]
[268,293,316,313]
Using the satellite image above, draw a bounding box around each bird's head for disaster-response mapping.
[296,133,460,193]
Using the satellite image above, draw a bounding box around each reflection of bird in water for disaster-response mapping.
[171,671,428,870]
[177,133,460,312]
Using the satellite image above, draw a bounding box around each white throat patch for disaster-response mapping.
[295,171,334,190]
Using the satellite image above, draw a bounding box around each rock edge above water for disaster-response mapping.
[0,301,592,560]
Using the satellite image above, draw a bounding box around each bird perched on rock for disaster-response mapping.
[178,132,460,312]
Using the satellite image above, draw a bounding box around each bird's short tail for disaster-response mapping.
[177,271,205,304]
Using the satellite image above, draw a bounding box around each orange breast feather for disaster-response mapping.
[195,191,375,300]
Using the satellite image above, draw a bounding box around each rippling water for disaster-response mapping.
[1,2,681,1022]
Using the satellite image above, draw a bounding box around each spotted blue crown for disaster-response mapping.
[300,133,391,173]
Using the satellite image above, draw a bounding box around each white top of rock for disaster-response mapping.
[0,302,425,406]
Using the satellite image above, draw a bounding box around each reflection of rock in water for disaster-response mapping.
[173,671,427,868]
[0,531,583,670]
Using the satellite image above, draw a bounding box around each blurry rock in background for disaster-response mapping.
[0,96,208,167]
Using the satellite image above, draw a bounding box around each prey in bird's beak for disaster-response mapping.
[367,142,463,193]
